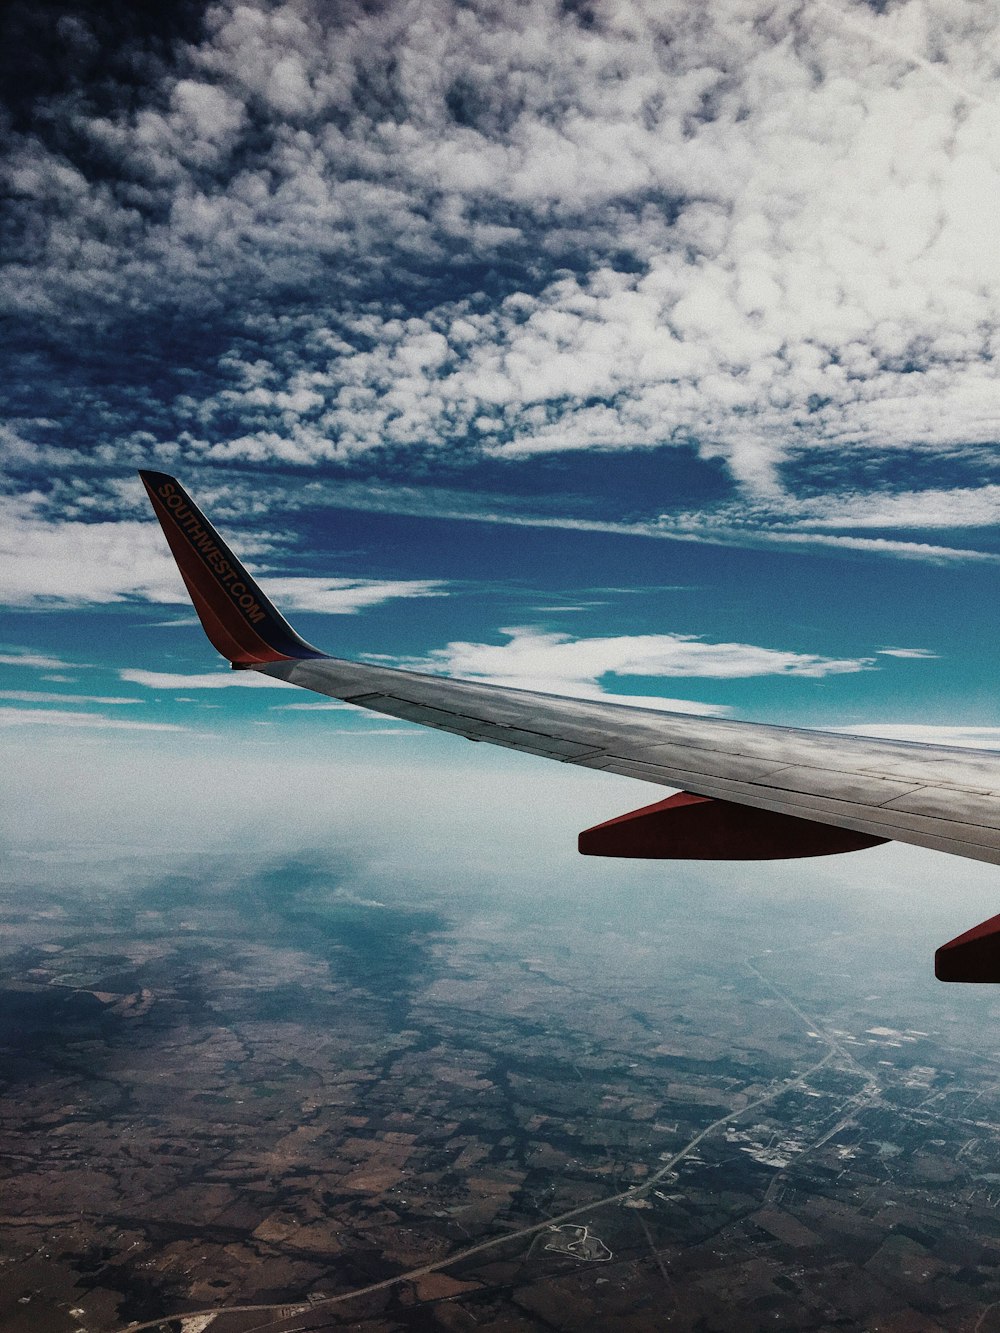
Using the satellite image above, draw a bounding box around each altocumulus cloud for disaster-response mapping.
[3,0,1000,536]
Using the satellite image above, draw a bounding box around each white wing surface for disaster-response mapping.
[260,653,1000,868]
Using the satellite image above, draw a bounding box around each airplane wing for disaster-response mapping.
[139,470,1000,981]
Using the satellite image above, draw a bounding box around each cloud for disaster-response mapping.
[317,727,422,736]
[420,626,873,680]
[631,484,1000,559]
[0,649,80,669]
[0,495,199,607]
[388,624,875,714]
[123,623,869,716]
[637,488,1000,561]
[876,648,939,660]
[670,531,1000,564]
[255,577,447,614]
[835,724,1000,751]
[119,669,296,690]
[0,494,449,609]
[270,700,427,730]
[271,700,351,710]
[224,477,1000,565]
[0,690,143,704]
[5,0,1000,515]
[816,0,987,109]
[0,707,185,731]
[757,485,1000,532]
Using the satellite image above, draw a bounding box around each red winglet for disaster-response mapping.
[139,471,325,666]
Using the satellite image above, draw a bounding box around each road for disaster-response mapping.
[122,975,844,1333]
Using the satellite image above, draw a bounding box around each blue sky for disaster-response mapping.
[3,0,1000,908]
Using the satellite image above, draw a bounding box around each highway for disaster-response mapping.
[121,965,847,1333]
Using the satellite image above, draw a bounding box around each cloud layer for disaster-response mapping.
[4,0,1000,513]
[0,706,184,732]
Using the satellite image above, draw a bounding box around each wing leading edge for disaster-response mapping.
[140,471,1000,980]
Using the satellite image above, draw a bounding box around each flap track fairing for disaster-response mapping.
[578,791,889,861]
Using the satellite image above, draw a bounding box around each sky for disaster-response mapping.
[2,0,1000,954]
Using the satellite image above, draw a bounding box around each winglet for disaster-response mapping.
[139,470,325,666]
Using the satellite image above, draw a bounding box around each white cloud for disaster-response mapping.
[271,700,352,710]
[0,495,196,607]
[270,701,428,730]
[7,0,1000,506]
[0,707,185,732]
[258,577,447,614]
[0,650,80,670]
[250,478,1000,565]
[422,625,873,680]
[318,727,422,736]
[0,495,449,609]
[674,531,999,564]
[876,648,939,660]
[119,669,296,690]
[0,691,143,705]
[658,485,1000,540]
[834,724,1000,751]
[816,0,987,109]
[123,624,868,716]
[391,624,874,714]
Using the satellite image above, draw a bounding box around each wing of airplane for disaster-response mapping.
[139,469,1000,982]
